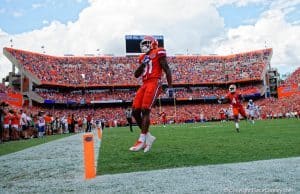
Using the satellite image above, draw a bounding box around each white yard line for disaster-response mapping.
[0,132,299,194]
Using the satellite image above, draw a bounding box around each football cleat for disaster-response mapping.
[129,141,145,152]
[144,134,156,153]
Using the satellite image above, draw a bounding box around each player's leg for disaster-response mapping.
[132,109,142,129]
[141,108,156,152]
[130,86,146,151]
[129,108,152,151]
[246,110,250,122]
[130,80,160,152]
[240,106,248,122]
[127,117,133,132]
[141,108,150,134]
[38,126,41,137]
[22,125,27,139]
[141,80,161,152]
[234,116,240,132]
[16,125,21,140]
[3,125,9,141]
[250,110,255,124]
[132,85,145,130]
[233,108,240,132]
[129,109,146,151]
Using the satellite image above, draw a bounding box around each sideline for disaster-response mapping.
[0,132,298,193]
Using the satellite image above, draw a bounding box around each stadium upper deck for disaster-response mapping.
[283,67,300,86]
[4,47,272,87]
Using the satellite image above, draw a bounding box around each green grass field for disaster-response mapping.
[97,119,300,175]
[0,134,72,156]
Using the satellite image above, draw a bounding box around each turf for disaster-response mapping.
[0,134,72,156]
[97,119,300,175]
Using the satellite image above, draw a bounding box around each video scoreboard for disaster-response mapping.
[125,35,164,54]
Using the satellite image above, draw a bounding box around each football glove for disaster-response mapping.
[142,55,150,65]
[218,97,224,104]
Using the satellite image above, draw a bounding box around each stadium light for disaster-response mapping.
[10,38,13,48]
[41,45,45,54]
[264,41,267,49]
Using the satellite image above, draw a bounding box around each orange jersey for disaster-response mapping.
[219,109,225,117]
[45,115,52,124]
[4,114,12,125]
[226,92,247,118]
[67,116,72,125]
[226,92,243,108]
[11,114,20,126]
[78,118,82,125]
[138,48,166,82]
[161,112,167,120]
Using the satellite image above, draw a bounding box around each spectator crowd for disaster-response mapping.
[1,93,299,142]
[2,47,299,143]
[282,67,300,86]
[5,47,272,86]
[34,85,261,103]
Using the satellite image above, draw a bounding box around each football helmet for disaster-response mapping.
[249,99,253,104]
[229,84,236,93]
[140,36,158,53]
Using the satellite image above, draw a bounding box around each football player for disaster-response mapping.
[219,108,226,122]
[247,99,256,124]
[159,111,167,127]
[130,36,172,152]
[219,84,247,132]
[125,107,133,132]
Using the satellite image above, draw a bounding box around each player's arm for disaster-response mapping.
[238,94,244,102]
[134,55,150,78]
[134,63,146,78]
[218,96,229,104]
[160,56,172,87]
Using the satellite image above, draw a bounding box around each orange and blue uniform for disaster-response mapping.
[225,92,247,118]
[132,48,166,110]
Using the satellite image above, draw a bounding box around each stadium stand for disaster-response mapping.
[4,47,271,86]
[3,47,299,142]
[283,67,300,86]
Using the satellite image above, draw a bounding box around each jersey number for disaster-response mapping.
[143,60,153,76]
[232,98,237,104]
